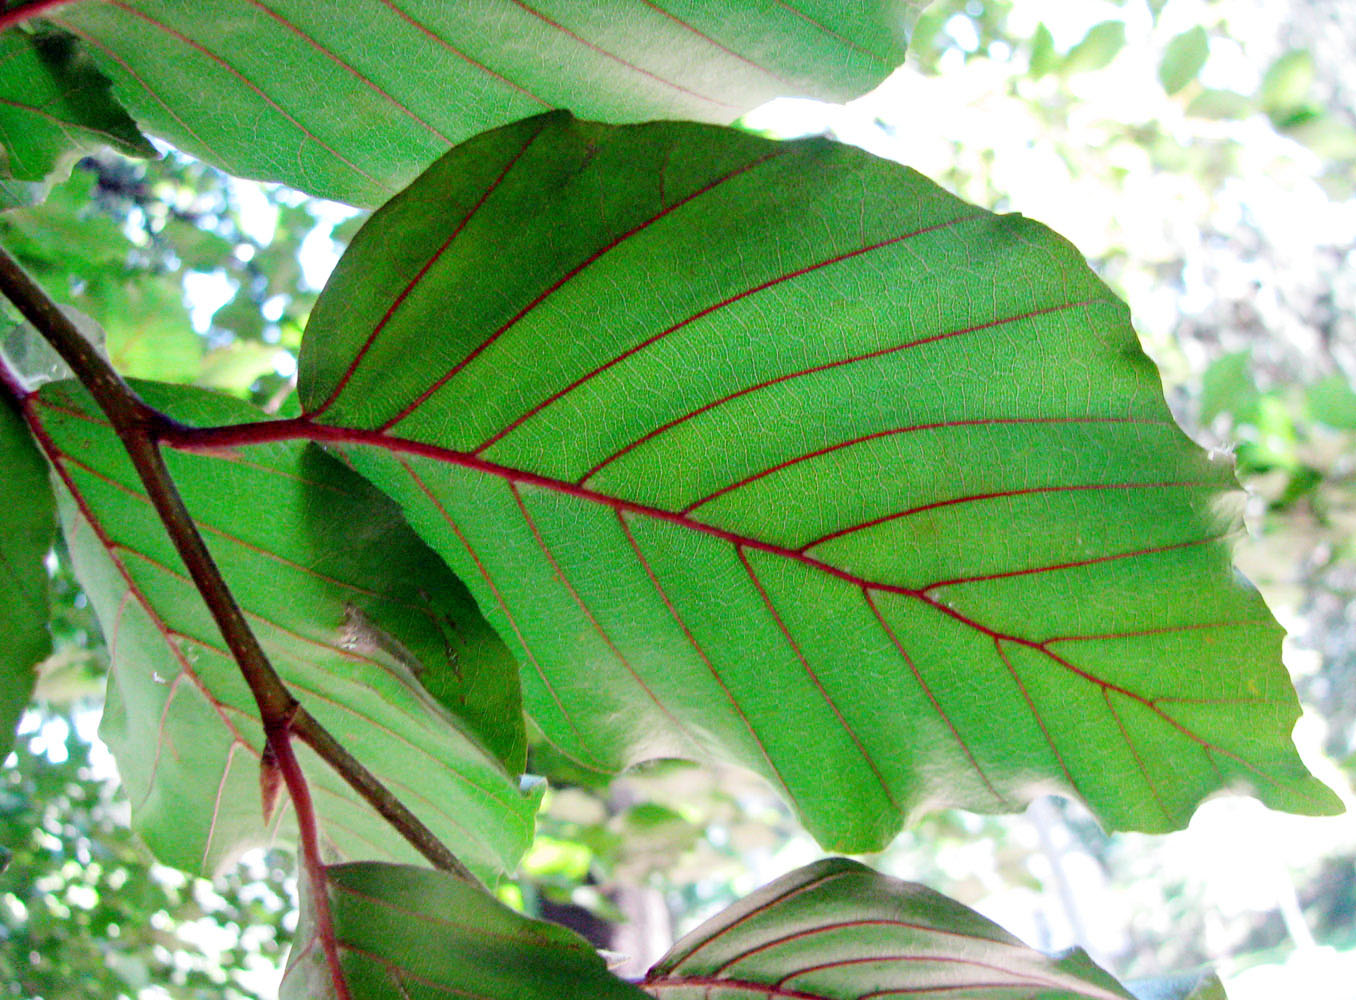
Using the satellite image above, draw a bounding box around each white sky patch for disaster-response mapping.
[182,271,236,334]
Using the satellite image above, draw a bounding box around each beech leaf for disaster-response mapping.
[27,379,537,877]
[274,113,1331,850]
[282,861,647,1000]
[645,857,1135,1000]
[0,394,55,752]
[45,0,922,206]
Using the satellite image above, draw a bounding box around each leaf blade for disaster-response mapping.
[0,394,55,752]
[645,858,1134,1000]
[50,0,921,206]
[294,114,1337,849]
[30,379,536,877]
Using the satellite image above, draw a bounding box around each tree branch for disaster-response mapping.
[0,245,476,884]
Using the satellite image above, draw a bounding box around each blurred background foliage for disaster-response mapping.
[1,0,1353,998]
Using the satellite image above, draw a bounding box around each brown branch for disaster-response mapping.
[0,245,476,883]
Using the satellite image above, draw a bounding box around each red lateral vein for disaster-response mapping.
[737,547,897,811]
[373,0,551,105]
[505,0,739,109]
[309,123,545,417]
[241,0,451,142]
[510,483,699,746]
[862,589,1005,807]
[476,213,984,454]
[773,955,1062,991]
[1041,619,1273,646]
[682,416,1167,514]
[616,510,800,809]
[379,148,791,432]
[1105,688,1172,824]
[710,918,1016,977]
[100,0,393,192]
[580,296,1101,484]
[993,639,1083,798]
[921,534,1224,592]
[802,480,1208,552]
[50,22,233,173]
[770,0,891,64]
[398,460,610,771]
[638,1,795,84]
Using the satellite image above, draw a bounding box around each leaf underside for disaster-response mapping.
[286,113,1336,851]
[0,395,55,752]
[645,857,1134,1000]
[282,861,647,1000]
[0,28,154,185]
[48,0,920,206]
[27,380,537,878]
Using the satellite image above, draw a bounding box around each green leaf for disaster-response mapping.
[287,113,1338,851]
[1199,350,1259,426]
[1029,23,1059,78]
[0,29,155,185]
[27,379,535,877]
[1185,88,1252,121]
[0,394,55,753]
[645,857,1134,999]
[1258,49,1315,116]
[1308,374,1356,430]
[1158,27,1208,96]
[281,861,647,1000]
[45,0,922,207]
[1063,21,1125,74]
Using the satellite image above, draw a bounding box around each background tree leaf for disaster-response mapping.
[25,379,536,878]
[644,857,1134,999]
[281,861,648,1000]
[0,28,154,185]
[288,113,1337,852]
[1158,27,1208,97]
[0,393,56,752]
[38,0,923,206]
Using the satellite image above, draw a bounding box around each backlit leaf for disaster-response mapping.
[26,379,535,877]
[0,394,55,752]
[0,28,154,186]
[39,0,922,206]
[645,857,1134,1000]
[281,861,647,1000]
[214,112,1334,852]
[1158,27,1208,96]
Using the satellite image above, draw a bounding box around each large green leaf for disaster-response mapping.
[222,113,1335,851]
[645,858,1133,999]
[0,28,154,185]
[26,379,537,877]
[282,861,647,1000]
[0,393,55,752]
[34,0,921,206]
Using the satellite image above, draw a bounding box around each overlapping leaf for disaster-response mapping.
[29,0,920,206]
[281,861,647,1000]
[0,28,154,189]
[645,857,1133,999]
[26,379,537,877]
[0,394,55,751]
[280,113,1339,852]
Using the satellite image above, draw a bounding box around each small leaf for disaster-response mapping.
[1259,49,1315,116]
[48,0,923,206]
[0,29,154,185]
[1186,88,1253,121]
[293,113,1338,850]
[1308,374,1356,430]
[645,857,1134,999]
[1129,971,1228,1000]
[0,395,56,753]
[1199,350,1259,426]
[29,379,534,876]
[1063,21,1126,74]
[281,861,648,1000]
[1029,24,1059,78]
[1159,27,1208,96]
